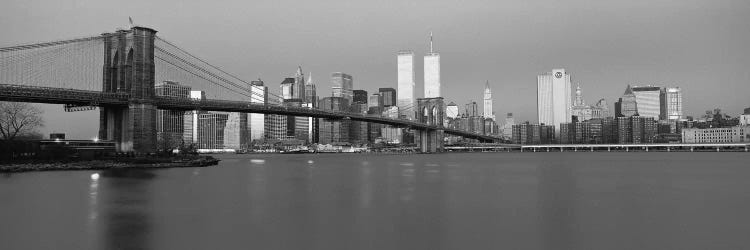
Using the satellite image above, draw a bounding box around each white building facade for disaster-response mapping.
[397,51,415,120]
[661,87,683,121]
[682,126,750,143]
[631,85,662,119]
[537,68,572,135]
[424,33,440,98]
[483,81,494,120]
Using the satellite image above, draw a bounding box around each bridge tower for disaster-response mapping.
[99,27,158,153]
[416,97,445,153]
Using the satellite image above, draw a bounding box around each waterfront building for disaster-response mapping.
[681,126,750,143]
[538,69,572,136]
[512,122,554,144]
[155,81,190,150]
[483,81,494,120]
[183,90,206,145]
[615,85,638,117]
[331,72,353,104]
[379,88,397,107]
[249,79,267,143]
[446,102,459,119]
[397,51,415,119]
[381,106,401,144]
[318,97,350,144]
[424,32,441,98]
[631,85,662,119]
[197,112,229,149]
[502,113,515,140]
[223,112,248,149]
[660,87,682,121]
[350,92,369,145]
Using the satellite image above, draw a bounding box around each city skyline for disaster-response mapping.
[3,0,749,139]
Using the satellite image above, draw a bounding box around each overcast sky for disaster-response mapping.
[2,0,749,139]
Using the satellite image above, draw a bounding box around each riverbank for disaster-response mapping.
[0,156,220,173]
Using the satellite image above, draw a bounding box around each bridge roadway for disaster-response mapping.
[0,84,499,142]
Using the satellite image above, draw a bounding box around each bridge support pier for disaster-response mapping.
[100,104,157,153]
[416,97,445,153]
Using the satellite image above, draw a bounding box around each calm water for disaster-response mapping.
[2,152,750,250]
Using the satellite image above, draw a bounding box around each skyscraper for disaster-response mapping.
[397,51,415,119]
[537,68,572,134]
[248,79,267,143]
[483,81,494,119]
[446,102,459,119]
[615,85,638,117]
[660,87,682,121]
[318,97,350,144]
[631,85,661,119]
[155,81,190,150]
[424,32,441,98]
[331,72,353,103]
[378,88,397,107]
[353,90,368,104]
[305,72,317,108]
[368,93,383,109]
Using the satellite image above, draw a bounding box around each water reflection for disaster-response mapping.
[537,160,578,250]
[97,169,157,250]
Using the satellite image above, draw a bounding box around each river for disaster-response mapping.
[2,152,750,250]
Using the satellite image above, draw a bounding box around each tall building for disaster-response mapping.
[353,90,368,104]
[465,101,479,117]
[280,67,305,101]
[660,87,682,121]
[615,85,638,117]
[331,72,353,104]
[483,81,494,119]
[197,112,229,149]
[155,81,191,150]
[368,93,383,109]
[249,79,267,143]
[537,69,572,134]
[446,102,459,119]
[424,32,441,98]
[304,72,318,108]
[631,85,661,119]
[397,51,416,119]
[183,90,206,145]
[502,113,515,140]
[223,112,248,149]
[318,97,350,144]
[379,88,397,107]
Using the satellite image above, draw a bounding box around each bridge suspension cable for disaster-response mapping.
[154,36,283,105]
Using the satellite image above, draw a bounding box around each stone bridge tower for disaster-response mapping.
[416,97,445,153]
[99,27,158,153]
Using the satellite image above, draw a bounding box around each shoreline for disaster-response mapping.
[0,156,220,173]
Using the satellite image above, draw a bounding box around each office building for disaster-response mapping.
[197,112,229,149]
[446,102,459,119]
[465,101,479,117]
[183,90,206,145]
[538,69,572,134]
[353,90,368,104]
[318,97,350,144]
[249,79,267,143]
[631,85,661,119]
[332,72,353,104]
[155,81,190,150]
[512,122,555,144]
[483,81,494,119]
[304,72,317,108]
[223,112,248,149]
[660,87,682,121]
[379,88,397,107]
[397,51,415,119]
[615,85,638,117]
[369,93,383,109]
[682,126,750,143]
[502,113,515,140]
[424,32,441,98]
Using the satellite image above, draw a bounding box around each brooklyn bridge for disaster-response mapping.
[0,26,504,153]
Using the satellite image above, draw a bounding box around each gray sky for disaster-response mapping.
[2,0,749,139]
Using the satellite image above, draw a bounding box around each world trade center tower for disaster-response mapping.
[424,32,441,98]
[397,50,415,120]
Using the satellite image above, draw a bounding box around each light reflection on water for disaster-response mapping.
[2,153,750,250]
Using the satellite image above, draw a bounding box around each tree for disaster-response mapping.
[0,102,44,141]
